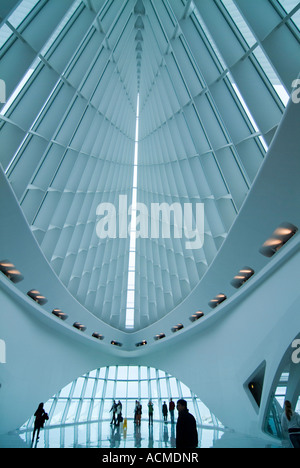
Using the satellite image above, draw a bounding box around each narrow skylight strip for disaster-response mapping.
[0,65,37,116]
[231,81,269,152]
[125,94,140,330]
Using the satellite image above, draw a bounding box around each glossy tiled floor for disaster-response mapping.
[0,420,284,448]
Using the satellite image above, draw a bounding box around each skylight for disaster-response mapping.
[125,94,140,330]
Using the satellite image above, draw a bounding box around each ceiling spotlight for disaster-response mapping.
[209,294,227,309]
[0,260,24,284]
[154,333,166,341]
[27,290,48,306]
[52,309,68,321]
[231,268,254,289]
[171,324,184,333]
[73,322,87,332]
[92,333,104,341]
[111,340,123,347]
[190,311,204,323]
[260,223,298,258]
[136,340,147,347]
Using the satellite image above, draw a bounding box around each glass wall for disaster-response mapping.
[21,366,223,429]
[18,366,226,448]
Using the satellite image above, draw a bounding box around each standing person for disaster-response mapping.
[281,400,300,448]
[31,403,48,447]
[134,400,138,425]
[169,399,175,424]
[110,400,117,426]
[116,401,123,427]
[148,400,154,425]
[176,399,198,449]
[162,401,168,423]
[136,401,142,426]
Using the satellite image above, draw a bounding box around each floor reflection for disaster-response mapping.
[2,420,284,448]
[17,420,225,448]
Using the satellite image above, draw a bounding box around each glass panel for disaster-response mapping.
[84,379,95,399]
[140,366,148,380]
[117,366,128,381]
[115,380,127,398]
[108,367,116,380]
[150,379,158,399]
[65,400,79,424]
[50,400,67,425]
[179,382,192,398]
[159,379,168,398]
[104,380,115,399]
[72,378,85,398]
[169,378,180,399]
[59,382,72,398]
[140,379,149,399]
[127,380,139,398]
[79,401,91,422]
[94,380,105,398]
[128,366,139,380]
[91,400,101,421]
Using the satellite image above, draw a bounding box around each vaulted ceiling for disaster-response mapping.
[0,0,298,332]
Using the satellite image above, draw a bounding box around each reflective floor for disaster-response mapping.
[1,420,283,449]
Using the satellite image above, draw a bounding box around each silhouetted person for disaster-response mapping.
[169,399,175,424]
[31,403,48,447]
[136,401,142,426]
[176,399,198,449]
[116,401,123,427]
[148,400,154,425]
[110,400,117,425]
[162,401,168,423]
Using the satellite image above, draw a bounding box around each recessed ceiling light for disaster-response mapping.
[209,294,227,309]
[111,340,123,347]
[154,333,166,341]
[136,340,147,347]
[52,309,68,321]
[0,260,24,284]
[190,311,204,322]
[73,322,87,332]
[92,333,104,341]
[171,324,184,333]
[231,267,254,289]
[260,223,298,258]
[27,290,48,305]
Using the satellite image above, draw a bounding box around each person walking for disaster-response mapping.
[176,399,198,449]
[116,401,123,427]
[31,403,48,447]
[110,400,117,426]
[281,400,300,448]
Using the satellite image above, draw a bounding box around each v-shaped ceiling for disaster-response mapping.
[1,0,290,332]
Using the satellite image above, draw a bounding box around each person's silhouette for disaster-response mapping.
[31,403,48,447]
